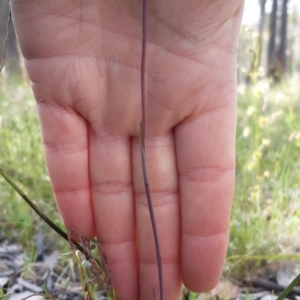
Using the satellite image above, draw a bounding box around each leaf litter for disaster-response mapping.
[0,233,112,300]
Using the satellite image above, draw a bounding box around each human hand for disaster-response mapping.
[11,1,244,299]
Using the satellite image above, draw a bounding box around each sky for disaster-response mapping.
[242,0,300,25]
[242,0,260,24]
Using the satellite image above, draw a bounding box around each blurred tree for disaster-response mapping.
[245,0,267,84]
[0,0,21,75]
[267,0,278,78]
[277,0,289,74]
[258,0,267,67]
[288,3,300,73]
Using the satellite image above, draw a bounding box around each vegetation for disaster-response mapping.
[1,72,300,298]
[229,75,300,278]
[0,78,67,256]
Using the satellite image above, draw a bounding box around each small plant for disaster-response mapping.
[67,228,115,300]
[0,287,9,300]
[188,292,199,300]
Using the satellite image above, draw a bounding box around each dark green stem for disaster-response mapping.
[0,167,87,258]
[277,273,300,300]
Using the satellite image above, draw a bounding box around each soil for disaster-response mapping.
[1,238,300,300]
[0,238,108,300]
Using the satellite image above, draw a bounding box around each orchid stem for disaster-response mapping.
[140,0,164,299]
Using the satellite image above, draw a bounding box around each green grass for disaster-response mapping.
[229,75,300,277]
[1,75,300,298]
[0,77,65,249]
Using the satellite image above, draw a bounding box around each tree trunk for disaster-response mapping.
[258,0,267,68]
[277,0,289,75]
[245,0,267,84]
[267,0,278,78]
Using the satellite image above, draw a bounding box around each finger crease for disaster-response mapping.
[92,181,132,196]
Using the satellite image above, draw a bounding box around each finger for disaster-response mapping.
[89,131,139,300]
[176,97,236,292]
[132,134,182,300]
[34,94,95,238]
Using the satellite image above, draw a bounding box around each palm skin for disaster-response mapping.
[11,1,244,299]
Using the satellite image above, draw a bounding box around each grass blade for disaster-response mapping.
[277,273,300,300]
[0,167,86,256]
[0,3,11,73]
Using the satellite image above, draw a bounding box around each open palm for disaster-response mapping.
[11,1,244,299]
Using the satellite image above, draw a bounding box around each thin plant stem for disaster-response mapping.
[277,273,300,300]
[227,254,300,261]
[0,167,89,260]
[140,0,164,299]
[141,0,147,150]
[0,4,11,73]
[139,129,163,300]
